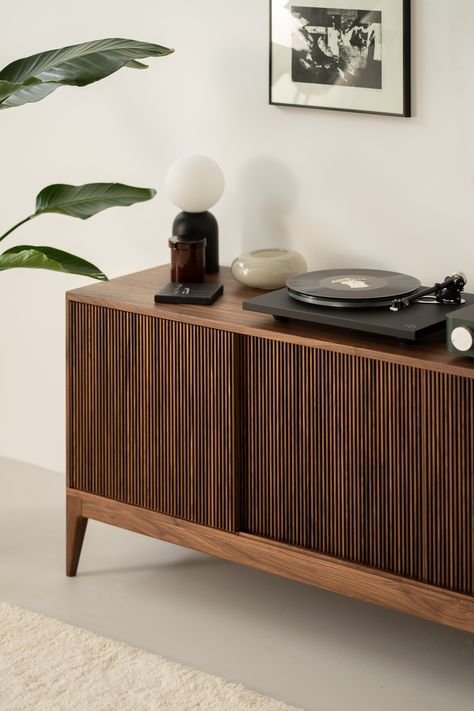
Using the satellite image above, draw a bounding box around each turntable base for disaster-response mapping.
[243,287,474,341]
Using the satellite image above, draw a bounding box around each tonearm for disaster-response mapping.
[390,273,467,312]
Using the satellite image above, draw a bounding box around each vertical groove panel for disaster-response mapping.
[68,302,239,532]
[242,337,474,596]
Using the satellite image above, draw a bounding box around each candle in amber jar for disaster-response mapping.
[169,236,206,283]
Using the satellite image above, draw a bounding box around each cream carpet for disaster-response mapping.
[0,603,302,711]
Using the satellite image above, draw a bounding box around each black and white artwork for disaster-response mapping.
[270,0,410,117]
[291,8,382,89]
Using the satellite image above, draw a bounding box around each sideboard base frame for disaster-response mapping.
[66,489,474,634]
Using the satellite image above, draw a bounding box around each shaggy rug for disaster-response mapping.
[0,603,301,711]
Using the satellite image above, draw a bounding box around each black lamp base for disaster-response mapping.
[172,211,219,274]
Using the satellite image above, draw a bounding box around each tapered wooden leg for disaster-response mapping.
[66,494,88,577]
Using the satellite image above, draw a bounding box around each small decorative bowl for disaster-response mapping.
[231,249,307,290]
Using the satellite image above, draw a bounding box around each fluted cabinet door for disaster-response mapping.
[242,336,474,596]
[68,302,240,532]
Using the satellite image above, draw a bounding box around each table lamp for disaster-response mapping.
[166,155,225,274]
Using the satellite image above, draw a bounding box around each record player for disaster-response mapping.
[243,269,473,342]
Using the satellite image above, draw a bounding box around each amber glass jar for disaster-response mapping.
[169,236,206,283]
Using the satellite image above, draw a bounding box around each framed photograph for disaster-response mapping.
[269,0,411,117]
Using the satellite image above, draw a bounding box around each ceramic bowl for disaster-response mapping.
[231,249,307,290]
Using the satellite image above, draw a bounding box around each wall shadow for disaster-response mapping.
[236,157,299,253]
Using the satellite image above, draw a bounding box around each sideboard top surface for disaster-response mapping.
[67,265,474,379]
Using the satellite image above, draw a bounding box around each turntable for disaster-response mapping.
[243,269,473,341]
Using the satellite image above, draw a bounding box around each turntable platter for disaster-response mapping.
[287,269,421,308]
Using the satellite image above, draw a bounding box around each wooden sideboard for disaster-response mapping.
[66,266,474,633]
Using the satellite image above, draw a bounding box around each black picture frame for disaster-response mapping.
[269,0,411,117]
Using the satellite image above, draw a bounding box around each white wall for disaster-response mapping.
[1,0,473,472]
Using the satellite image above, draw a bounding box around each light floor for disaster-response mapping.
[1,457,473,711]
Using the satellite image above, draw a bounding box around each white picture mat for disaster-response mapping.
[271,0,406,115]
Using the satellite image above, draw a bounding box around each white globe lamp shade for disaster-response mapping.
[166,155,225,213]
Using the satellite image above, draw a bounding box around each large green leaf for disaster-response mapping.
[0,245,107,280]
[0,38,174,109]
[34,182,157,220]
[0,183,157,244]
[0,80,27,101]
[0,81,61,108]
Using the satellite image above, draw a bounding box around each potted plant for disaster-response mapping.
[0,38,174,279]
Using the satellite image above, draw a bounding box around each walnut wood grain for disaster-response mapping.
[69,489,474,633]
[67,265,474,381]
[242,337,474,596]
[67,301,240,531]
[66,265,474,633]
[66,494,88,577]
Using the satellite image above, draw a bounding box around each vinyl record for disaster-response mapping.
[287,269,421,309]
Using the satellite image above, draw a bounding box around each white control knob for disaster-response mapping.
[451,326,473,352]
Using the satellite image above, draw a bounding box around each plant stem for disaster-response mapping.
[0,215,34,243]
